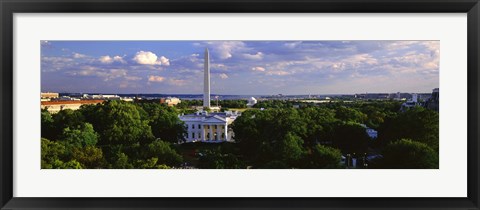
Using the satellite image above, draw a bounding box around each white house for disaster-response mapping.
[179,111,239,142]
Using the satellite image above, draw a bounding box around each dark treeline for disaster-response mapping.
[41,99,439,169]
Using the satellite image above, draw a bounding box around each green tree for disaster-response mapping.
[145,139,183,167]
[81,101,154,163]
[302,145,343,169]
[233,108,308,167]
[139,103,186,143]
[71,146,105,168]
[41,138,84,169]
[41,109,55,140]
[377,139,438,169]
[378,107,439,151]
[41,138,66,169]
[300,107,337,147]
[330,122,370,154]
[276,132,304,163]
[60,123,98,152]
[334,106,367,123]
[61,160,83,169]
[51,109,85,140]
[197,148,245,169]
[113,152,134,169]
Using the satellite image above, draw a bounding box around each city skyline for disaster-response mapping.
[41,40,439,95]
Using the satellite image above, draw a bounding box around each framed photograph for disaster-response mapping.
[1,0,479,209]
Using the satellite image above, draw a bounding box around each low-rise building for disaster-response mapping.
[160,97,181,106]
[84,94,120,100]
[41,92,59,99]
[41,100,104,113]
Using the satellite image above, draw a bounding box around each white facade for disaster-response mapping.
[180,111,238,142]
[162,97,181,106]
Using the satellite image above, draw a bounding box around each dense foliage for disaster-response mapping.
[41,101,185,169]
[41,99,439,169]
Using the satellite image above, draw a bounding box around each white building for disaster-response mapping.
[84,94,120,100]
[179,48,239,143]
[400,93,421,111]
[246,97,257,107]
[161,97,181,106]
[41,92,59,99]
[180,111,239,142]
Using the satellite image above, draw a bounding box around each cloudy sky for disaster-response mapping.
[41,40,439,95]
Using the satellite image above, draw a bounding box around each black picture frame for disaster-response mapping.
[1,0,479,209]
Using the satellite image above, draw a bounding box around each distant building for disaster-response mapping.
[41,100,104,113]
[400,93,423,111]
[425,88,439,112]
[41,92,59,99]
[121,98,134,102]
[179,48,239,143]
[160,97,181,106]
[354,93,390,100]
[84,94,120,100]
[246,97,257,107]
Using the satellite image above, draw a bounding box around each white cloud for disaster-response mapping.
[133,51,170,65]
[219,73,229,79]
[266,70,291,76]
[73,53,87,59]
[42,56,74,63]
[113,56,127,64]
[243,52,264,60]
[348,54,378,65]
[148,75,165,82]
[212,64,227,70]
[207,41,246,59]
[125,75,142,81]
[106,69,128,81]
[284,41,302,49]
[159,56,170,66]
[69,66,127,81]
[252,66,266,72]
[99,56,114,64]
[98,55,126,64]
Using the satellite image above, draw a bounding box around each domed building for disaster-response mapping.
[247,97,257,107]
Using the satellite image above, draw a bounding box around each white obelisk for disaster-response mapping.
[203,48,211,108]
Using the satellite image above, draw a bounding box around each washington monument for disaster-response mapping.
[203,48,211,108]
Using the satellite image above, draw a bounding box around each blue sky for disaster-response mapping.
[41,41,439,95]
